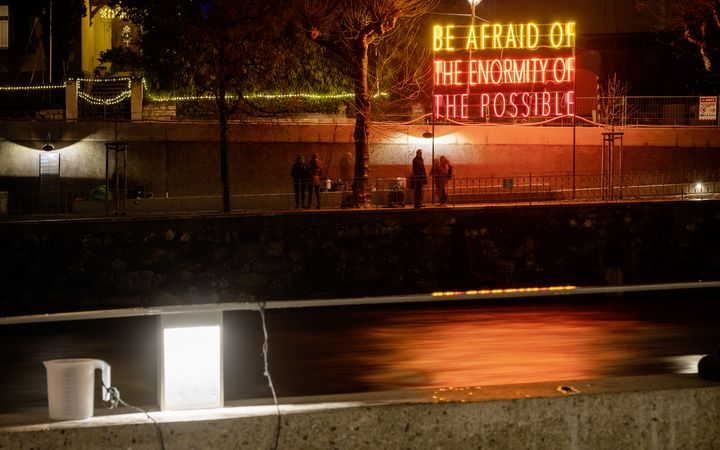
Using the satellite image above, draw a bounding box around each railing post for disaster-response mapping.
[65,80,78,122]
[622,96,627,126]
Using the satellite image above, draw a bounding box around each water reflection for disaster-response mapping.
[247,295,718,399]
[1,294,718,413]
[355,308,649,388]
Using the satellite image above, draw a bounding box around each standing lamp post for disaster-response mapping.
[105,142,128,215]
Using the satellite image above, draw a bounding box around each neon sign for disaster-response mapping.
[433,21,576,121]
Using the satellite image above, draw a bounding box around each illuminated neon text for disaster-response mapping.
[433,22,575,51]
[434,57,575,85]
[431,20,576,120]
[434,91,575,119]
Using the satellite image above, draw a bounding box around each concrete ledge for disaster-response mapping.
[1,375,718,449]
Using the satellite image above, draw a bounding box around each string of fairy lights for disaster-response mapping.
[0,78,381,106]
[140,78,376,102]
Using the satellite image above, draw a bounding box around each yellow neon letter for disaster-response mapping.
[492,23,503,49]
[466,25,478,50]
[433,25,443,51]
[565,22,576,47]
[550,22,563,48]
[445,25,455,50]
[526,23,539,49]
[505,23,518,48]
[480,24,490,49]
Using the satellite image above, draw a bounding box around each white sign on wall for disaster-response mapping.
[699,96,717,121]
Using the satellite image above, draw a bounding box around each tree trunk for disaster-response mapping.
[219,99,231,213]
[350,36,372,207]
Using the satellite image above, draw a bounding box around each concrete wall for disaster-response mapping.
[1,375,718,449]
[2,121,720,196]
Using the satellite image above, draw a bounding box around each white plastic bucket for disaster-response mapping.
[43,358,111,420]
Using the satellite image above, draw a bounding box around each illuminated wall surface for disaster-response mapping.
[433,22,575,121]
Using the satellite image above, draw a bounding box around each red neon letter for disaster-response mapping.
[521,93,531,117]
[542,91,551,116]
[490,60,503,84]
[509,93,519,117]
[493,93,507,117]
[552,58,566,84]
[434,94,443,118]
[453,60,463,86]
[442,61,454,85]
[467,60,478,85]
[445,94,457,118]
[480,93,490,117]
[434,60,443,85]
[566,90,575,115]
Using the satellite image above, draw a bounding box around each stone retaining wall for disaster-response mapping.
[1,200,719,317]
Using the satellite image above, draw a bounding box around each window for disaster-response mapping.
[0,5,8,49]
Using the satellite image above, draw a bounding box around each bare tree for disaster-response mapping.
[637,0,720,73]
[596,74,635,126]
[300,0,438,207]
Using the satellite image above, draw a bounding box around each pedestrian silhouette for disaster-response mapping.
[411,149,427,208]
[308,153,324,209]
[291,155,310,209]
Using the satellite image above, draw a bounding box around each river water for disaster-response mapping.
[1,290,718,413]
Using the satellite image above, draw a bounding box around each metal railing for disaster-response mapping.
[3,170,719,218]
[575,96,720,127]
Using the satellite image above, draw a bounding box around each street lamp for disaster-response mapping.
[467,0,483,20]
[423,118,435,203]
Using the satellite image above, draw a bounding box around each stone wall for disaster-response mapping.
[1,200,719,317]
[142,102,177,121]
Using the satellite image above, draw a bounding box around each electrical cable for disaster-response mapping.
[103,382,166,450]
[257,301,282,450]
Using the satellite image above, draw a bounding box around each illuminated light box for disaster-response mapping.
[159,311,223,410]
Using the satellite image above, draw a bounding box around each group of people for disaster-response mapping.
[292,149,451,209]
[412,149,453,208]
[290,153,324,209]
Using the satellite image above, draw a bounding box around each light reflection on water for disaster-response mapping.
[253,296,718,399]
[354,309,648,388]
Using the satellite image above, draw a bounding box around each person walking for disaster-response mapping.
[412,149,427,208]
[291,155,309,209]
[436,155,452,205]
[308,153,323,208]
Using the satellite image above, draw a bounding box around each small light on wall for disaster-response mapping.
[42,132,54,151]
[423,118,433,138]
[159,311,223,410]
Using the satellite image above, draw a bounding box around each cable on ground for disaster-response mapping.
[258,301,282,450]
[103,382,166,450]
